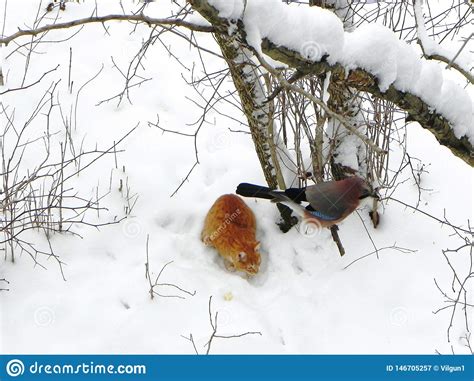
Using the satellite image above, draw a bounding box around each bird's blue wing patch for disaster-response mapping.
[307,209,339,221]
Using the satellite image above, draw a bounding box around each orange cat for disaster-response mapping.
[201,194,261,275]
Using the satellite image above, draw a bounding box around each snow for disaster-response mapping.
[343,24,400,92]
[208,0,244,20]
[242,0,344,64]
[435,80,472,139]
[413,61,443,105]
[340,22,472,140]
[393,40,422,92]
[0,0,473,355]
[412,62,473,140]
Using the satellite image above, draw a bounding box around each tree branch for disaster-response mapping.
[0,14,214,45]
[188,0,473,167]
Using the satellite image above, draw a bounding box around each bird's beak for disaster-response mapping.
[359,188,380,200]
[372,187,381,200]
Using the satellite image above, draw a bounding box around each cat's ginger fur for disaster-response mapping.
[201,194,261,275]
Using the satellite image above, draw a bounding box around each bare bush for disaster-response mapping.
[1,76,136,277]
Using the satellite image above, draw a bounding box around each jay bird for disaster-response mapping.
[236,176,378,228]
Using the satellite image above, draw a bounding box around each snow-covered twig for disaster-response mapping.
[413,0,473,84]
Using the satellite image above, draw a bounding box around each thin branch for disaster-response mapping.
[0,14,214,45]
[344,244,417,270]
[183,295,262,354]
[0,65,59,95]
[145,235,196,300]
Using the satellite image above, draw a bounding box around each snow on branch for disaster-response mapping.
[190,0,474,167]
[413,0,473,85]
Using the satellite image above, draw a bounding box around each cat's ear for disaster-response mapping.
[254,241,261,251]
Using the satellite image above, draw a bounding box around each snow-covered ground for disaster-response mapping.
[0,1,472,354]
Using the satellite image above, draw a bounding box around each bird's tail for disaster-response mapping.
[236,183,307,203]
[236,183,277,200]
[268,191,307,218]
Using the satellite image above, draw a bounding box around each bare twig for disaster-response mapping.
[145,234,196,300]
[344,244,417,270]
[0,278,10,292]
[182,295,262,354]
[0,14,214,46]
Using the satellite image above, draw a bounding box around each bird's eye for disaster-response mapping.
[238,252,247,262]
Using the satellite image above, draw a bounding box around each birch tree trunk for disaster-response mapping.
[190,0,297,230]
[215,35,283,189]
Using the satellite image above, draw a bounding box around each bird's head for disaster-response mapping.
[338,176,379,203]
